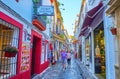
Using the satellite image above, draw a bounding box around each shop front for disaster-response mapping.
[22,27,49,78]
[94,23,106,78]
[0,12,23,79]
[85,37,90,67]
[30,30,42,77]
[52,33,65,63]
[31,19,50,77]
[0,11,50,79]
[79,1,106,78]
[85,34,92,69]
[78,39,82,59]
[39,38,49,73]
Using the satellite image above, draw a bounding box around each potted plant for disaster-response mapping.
[3,45,18,57]
[110,27,117,35]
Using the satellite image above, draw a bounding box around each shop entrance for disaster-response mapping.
[30,30,42,78]
[31,36,38,77]
[94,23,106,79]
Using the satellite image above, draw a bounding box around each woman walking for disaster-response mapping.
[61,49,67,70]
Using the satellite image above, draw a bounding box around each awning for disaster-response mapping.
[90,6,105,30]
[79,27,88,36]
[79,1,103,37]
[73,40,78,44]
[32,19,46,31]
[82,2,103,29]
[52,33,65,43]
[79,27,90,36]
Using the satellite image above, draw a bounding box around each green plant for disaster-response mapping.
[3,45,18,53]
[33,0,39,3]
[60,34,64,39]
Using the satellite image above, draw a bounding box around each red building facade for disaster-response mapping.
[0,10,49,79]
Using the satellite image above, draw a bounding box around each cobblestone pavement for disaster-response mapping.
[33,55,83,79]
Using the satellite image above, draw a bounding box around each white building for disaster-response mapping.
[78,0,116,79]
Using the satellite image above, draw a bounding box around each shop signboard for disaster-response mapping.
[37,6,54,16]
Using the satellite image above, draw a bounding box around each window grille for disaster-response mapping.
[0,19,19,79]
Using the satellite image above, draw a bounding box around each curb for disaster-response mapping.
[76,59,98,79]
[32,67,50,79]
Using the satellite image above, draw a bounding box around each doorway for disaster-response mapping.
[31,36,38,77]
[30,30,42,78]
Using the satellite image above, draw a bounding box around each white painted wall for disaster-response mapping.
[91,29,95,73]
[104,11,116,79]
[42,0,51,5]
[82,36,86,64]
[86,0,101,11]
[1,0,33,23]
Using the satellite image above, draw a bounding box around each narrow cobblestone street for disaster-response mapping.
[1,0,120,79]
[33,55,83,79]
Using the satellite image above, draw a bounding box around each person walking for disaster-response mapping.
[67,50,71,65]
[61,49,67,70]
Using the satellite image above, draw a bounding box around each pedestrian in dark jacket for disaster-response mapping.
[67,50,71,65]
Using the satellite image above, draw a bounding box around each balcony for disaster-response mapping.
[32,14,46,31]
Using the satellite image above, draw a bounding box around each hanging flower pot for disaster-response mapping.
[110,27,117,35]
[5,52,17,57]
[3,45,18,57]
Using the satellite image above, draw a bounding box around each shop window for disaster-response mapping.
[45,43,49,61]
[41,40,45,64]
[0,20,19,78]
[94,24,106,78]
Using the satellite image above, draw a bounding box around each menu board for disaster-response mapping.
[20,42,30,72]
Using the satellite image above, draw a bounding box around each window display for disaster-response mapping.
[85,37,90,66]
[94,25,106,78]
[95,45,100,57]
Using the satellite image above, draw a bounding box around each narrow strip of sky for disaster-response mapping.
[58,0,82,36]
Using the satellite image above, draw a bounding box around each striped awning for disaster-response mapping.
[79,2,104,37]
[82,2,103,29]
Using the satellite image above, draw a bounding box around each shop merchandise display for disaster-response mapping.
[94,29,106,76]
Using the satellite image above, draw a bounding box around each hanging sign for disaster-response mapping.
[37,6,54,16]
